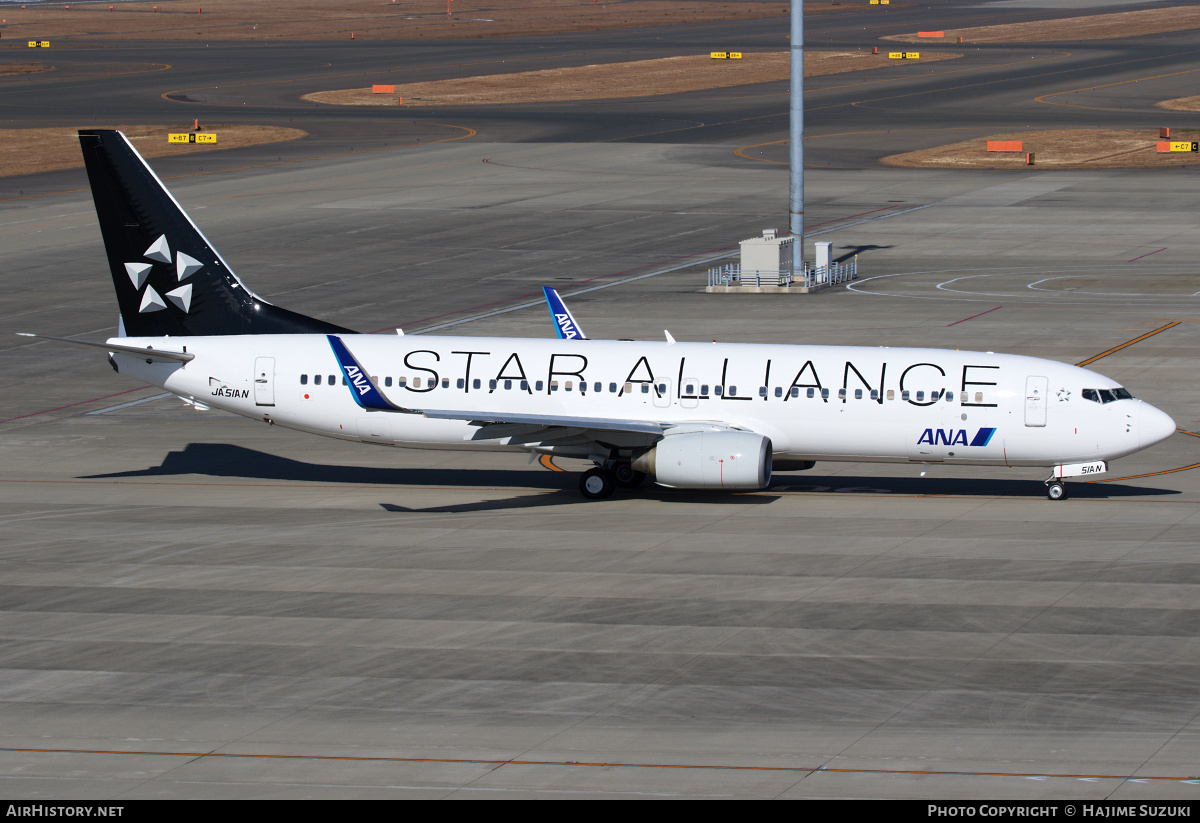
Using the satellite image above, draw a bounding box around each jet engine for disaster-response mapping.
[632,431,772,490]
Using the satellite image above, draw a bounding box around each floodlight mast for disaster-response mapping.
[790,0,804,275]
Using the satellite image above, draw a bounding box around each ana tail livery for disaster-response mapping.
[543,286,587,340]
[22,130,1177,500]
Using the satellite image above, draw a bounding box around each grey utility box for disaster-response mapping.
[740,229,794,275]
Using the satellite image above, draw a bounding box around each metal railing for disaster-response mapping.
[707,265,792,288]
[707,259,857,289]
[800,258,858,288]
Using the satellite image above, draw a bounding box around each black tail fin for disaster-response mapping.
[78,129,354,337]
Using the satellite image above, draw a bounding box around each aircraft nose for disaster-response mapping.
[1139,402,1177,449]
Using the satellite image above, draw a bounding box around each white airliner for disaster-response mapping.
[22,130,1177,500]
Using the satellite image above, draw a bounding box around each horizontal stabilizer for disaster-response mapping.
[17,333,194,362]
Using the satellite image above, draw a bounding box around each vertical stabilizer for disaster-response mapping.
[78,129,354,336]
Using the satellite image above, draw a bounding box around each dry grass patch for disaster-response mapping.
[305,50,961,107]
[882,129,1199,170]
[0,63,52,76]
[1156,95,1200,112]
[0,124,307,178]
[0,0,807,41]
[883,5,1200,44]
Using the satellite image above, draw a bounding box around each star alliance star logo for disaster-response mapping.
[1057,387,1071,402]
[124,234,202,314]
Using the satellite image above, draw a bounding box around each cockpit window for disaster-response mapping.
[1083,387,1134,404]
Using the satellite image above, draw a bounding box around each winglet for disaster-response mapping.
[542,286,587,340]
[326,335,414,413]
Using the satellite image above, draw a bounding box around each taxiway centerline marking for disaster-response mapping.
[1075,320,1180,367]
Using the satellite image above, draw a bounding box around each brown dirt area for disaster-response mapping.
[883,5,1200,43]
[0,124,307,178]
[0,63,51,75]
[881,129,1200,171]
[304,50,961,107]
[0,0,850,42]
[1156,95,1200,112]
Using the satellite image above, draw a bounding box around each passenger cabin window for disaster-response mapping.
[701,385,709,395]
[838,389,847,400]
[300,374,308,385]
[821,388,830,400]
[441,378,449,389]
[806,388,814,399]
[760,387,768,397]
[329,375,336,385]
[397,377,407,387]
[610,383,618,393]
[550,381,559,392]
[945,391,954,402]
[490,380,499,390]
[714,386,723,396]
[624,382,633,394]
[854,389,863,400]
[385,376,392,387]
[472,379,481,390]
[565,381,573,391]
[886,389,894,401]
[521,380,529,391]
[594,382,602,393]
[457,378,465,389]
[916,391,924,402]
[412,377,422,389]
[774,387,783,398]
[641,384,650,394]
[504,380,513,390]
[536,381,544,391]
[870,390,879,401]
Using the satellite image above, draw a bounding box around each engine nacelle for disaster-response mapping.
[633,431,772,490]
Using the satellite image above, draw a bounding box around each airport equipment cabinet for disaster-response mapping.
[740,229,794,274]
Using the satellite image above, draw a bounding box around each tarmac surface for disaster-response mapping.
[2,0,1200,800]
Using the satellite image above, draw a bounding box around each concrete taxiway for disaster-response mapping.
[2,0,1200,800]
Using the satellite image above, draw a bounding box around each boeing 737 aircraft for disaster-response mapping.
[21,131,1178,500]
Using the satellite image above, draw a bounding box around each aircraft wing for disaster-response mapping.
[543,286,587,340]
[327,334,667,437]
[419,408,666,435]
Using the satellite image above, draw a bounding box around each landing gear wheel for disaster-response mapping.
[611,463,647,488]
[1046,481,1067,501]
[580,467,616,500]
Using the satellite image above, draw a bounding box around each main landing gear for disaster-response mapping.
[1045,480,1067,501]
[578,461,647,500]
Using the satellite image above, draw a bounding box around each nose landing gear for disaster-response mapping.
[1045,480,1067,501]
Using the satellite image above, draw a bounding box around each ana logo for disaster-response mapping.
[917,427,997,447]
[555,313,581,340]
[345,365,372,396]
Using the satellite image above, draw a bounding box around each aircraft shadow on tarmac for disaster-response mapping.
[835,244,892,262]
[83,442,566,490]
[80,443,1176,504]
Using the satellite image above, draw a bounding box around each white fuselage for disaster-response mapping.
[110,334,1176,471]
